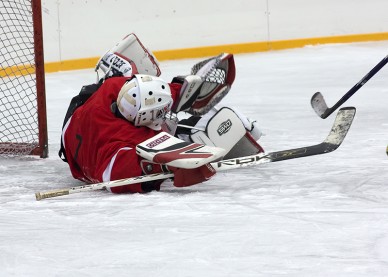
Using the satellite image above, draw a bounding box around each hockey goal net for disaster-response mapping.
[0,0,48,158]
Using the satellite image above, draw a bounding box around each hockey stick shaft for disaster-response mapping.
[35,172,175,201]
[35,107,355,201]
[311,55,388,118]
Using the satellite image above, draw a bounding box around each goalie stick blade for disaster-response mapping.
[311,91,330,118]
[323,107,355,145]
[268,106,355,162]
[213,107,355,170]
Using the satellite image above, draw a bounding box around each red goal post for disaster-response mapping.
[0,0,48,158]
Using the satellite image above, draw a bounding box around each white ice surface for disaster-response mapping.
[1,42,388,277]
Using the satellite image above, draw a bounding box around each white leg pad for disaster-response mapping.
[189,107,264,159]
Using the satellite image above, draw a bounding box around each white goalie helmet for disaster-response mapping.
[117,74,173,130]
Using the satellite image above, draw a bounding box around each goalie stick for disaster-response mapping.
[311,54,388,119]
[35,107,355,201]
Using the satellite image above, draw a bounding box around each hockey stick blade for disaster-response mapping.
[311,55,388,119]
[35,107,355,201]
[311,91,330,118]
[213,107,355,170]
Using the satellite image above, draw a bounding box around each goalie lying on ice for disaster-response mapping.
[58,33,264,193]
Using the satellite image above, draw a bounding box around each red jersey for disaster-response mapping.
[62,77,181,193]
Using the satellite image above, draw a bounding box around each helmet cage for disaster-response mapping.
[117,74,172,130]
[135,103,171,130]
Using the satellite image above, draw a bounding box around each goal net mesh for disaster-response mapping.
[0,0,43,156]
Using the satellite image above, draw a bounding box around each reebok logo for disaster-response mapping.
[146,134,170,148]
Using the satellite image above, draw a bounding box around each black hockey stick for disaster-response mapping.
[311,55,388,119]
[35,107,355,200]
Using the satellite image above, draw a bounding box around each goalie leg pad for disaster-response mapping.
[189,107,264,159]
[136,132,226,169]
[95,33,161,79]
[172,164,216,187]
[140,157,215,188]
